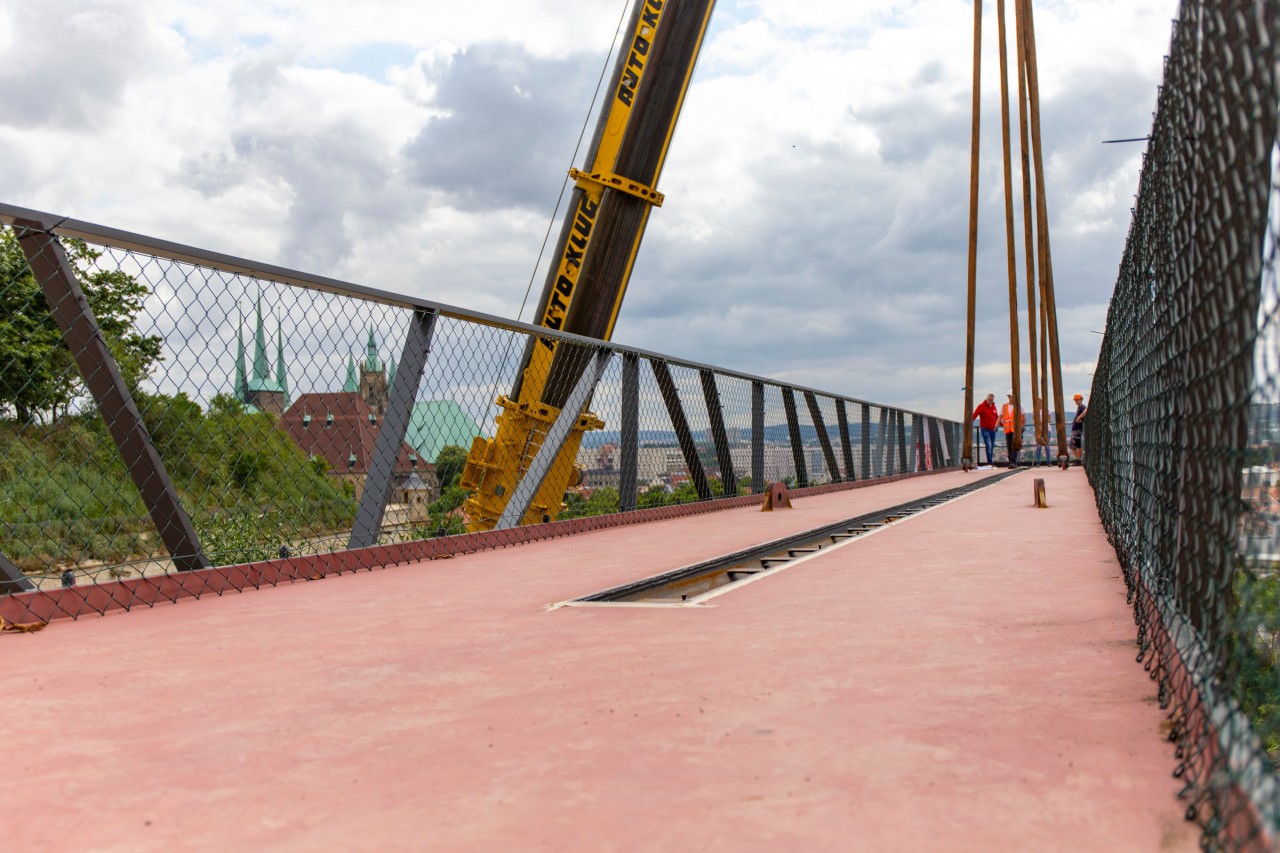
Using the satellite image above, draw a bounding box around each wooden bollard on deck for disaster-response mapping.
[1033,478,1048,508]
[761,482,793,512]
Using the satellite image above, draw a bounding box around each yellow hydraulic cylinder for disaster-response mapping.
[458,393,604,529]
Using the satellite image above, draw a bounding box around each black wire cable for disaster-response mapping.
[514,0,632,326]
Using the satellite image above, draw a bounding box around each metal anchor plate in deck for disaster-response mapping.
[558,470,1022,608]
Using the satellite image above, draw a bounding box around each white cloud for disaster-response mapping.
[0,0,1179,419]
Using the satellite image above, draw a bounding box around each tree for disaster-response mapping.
[0,230,161,423]
[561,491,588,518]
[228,452,268,492]
[419,484,470,537]
[434,444,469,491]
[638,484,670,509]
[208,393,247,418]
[585,487,620,515]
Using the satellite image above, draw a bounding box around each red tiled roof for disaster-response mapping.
[279,393,432,478]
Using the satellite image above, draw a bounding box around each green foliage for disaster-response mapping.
[197,509,285,565]
[668,482,702,505]
[1233,568,1280,761]
[208,393,246,418]
[559,487,621,520]
[434,444,468,491]
[413,484,471,538]
[638,484,671,510]
[0,230,161,423]
[605,475,755,515]
[1243,447,1280,467]
[228,452,268,491]
[0,394,356,572]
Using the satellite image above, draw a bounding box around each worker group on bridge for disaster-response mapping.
[970,391,1086,468]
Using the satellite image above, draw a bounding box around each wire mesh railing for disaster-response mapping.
[1086,0,1280,848]
[0,202,960,621]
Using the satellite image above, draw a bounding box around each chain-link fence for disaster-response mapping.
[1086,0,1280,848]
[0,203,960,623]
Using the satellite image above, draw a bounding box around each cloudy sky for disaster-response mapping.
[0,0,1178,418]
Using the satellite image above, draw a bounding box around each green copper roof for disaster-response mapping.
[276,312,288,401]
[253,294,270,384]
[235,309,246,395]
[343,353,358,393]
[365,326,381,373]
[405,401,484,462]
[233,300,287,401]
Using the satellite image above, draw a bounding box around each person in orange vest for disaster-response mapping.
[971,392,999,466]
[1001,391,1024,467]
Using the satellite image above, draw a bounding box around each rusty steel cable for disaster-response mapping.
[1014,0,1043,451]
[1018,0,1068,459]
[961,0,982,467]
[997,0,1023,453]
[965,0,1064,466]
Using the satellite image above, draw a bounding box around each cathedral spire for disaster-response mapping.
[234,306,246,401]
[343,353,358,393]
[276,311,289,405]
[388,357,397,389]
[365,325,381,373]
[253,291,270,383]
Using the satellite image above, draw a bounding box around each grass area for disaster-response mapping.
[0,394,356,572]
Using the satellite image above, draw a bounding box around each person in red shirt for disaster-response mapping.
[971,392,999,466]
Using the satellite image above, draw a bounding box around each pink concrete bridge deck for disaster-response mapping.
[1,470,1196,850]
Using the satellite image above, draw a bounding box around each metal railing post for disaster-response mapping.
[782,387,808,488]
[861,403,872,479]
[837,399,856,481]
[805,391,842,483]
[700,370,737,496]
[652,360,712,501]
[875,408,888,476]
[884,410,896,475]
[929,418,945,468]
[912,414,923,471]
[0,552,36,594]
[349,309,437,550]
[751,380,765,493]
[897,411,909,473]
[619,352,640,512]
[13,219,210,572]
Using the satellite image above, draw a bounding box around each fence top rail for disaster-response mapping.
[0,201,953,424]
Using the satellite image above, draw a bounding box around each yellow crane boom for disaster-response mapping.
[460,0,717,529]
